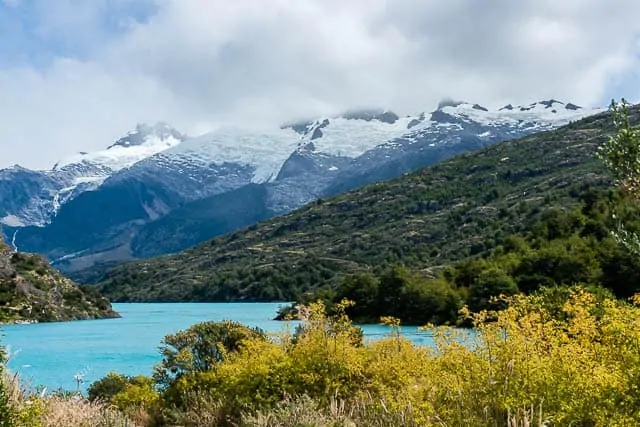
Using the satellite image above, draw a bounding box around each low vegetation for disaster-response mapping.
[4,288,640,426]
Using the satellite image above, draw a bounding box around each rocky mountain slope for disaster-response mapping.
[0,234,119,323]
[0,122,185,228]
[95,105,621,302]
[1,100,599,278]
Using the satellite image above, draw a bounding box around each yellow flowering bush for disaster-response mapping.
[165,289,640,426]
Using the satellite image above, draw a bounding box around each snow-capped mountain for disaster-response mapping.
[54,122,184,173]
[0,122,185,227]
[0,99,602,278]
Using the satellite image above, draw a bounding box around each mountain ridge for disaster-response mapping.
[2,99,600,278]
[94,104,622,302]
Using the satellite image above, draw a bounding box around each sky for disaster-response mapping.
[2,0,640,169]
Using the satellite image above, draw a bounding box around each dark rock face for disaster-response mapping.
[430,109,463,124]
[539,99,561,108]
[341,109,400,124]
[108,122,185,149]
[311,127,324,140]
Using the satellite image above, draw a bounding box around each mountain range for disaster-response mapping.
[0,99,599,280]
[96,104,621,302]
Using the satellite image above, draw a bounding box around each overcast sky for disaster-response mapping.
[2,0,640,169]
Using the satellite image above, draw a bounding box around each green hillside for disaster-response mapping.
[96,108,624,303]
[0,236,119,323]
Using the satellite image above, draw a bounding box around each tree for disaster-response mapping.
[400,277,461,325]
[597,98,640,254]
[377,266,410,316]
[153,320,266,388]
[335,273,379,321]
[468,267,518,312]
[87,372,130,402]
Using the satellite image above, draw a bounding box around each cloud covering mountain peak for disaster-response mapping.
[2,0,640,169]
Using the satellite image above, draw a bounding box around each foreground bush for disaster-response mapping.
[162,290,640,426]
[154,320,266,389]
[9,288,640,426]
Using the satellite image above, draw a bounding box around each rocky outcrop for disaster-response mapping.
[0,235,119,323]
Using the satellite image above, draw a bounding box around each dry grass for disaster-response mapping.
[241,395,419,427]
[40,396,139,427]
[164,392,230,427]
[4,370,140,427]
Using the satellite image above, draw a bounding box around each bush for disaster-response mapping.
[12,288,640,425]
[153,320,266,389]
[110,376,159,411]
[0,343,15,427]
[87,372,132,403]
[164,289,640,425]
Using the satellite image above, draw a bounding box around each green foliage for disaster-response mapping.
[311,188,640,325]
[0,353,14,427]
[333,273,379,321]
[597,99,640,195]
[87,372,130,403]
[19,288,640,425]
[110,375,159,411]
[597,98,640,254]
[467,267,517,312]
[0,239,119,324]
[154,320,266,389]
[330,267,462,325]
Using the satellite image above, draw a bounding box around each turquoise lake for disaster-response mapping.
[1,303,436,393]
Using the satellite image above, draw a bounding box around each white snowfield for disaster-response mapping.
[298,116,419,159]
[439,100,598,127]
[158,127,301,184]
[54,134,183,173]
[51,99,602,186]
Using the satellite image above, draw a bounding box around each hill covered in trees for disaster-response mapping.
[95,107,634,309]
[0,235,119,323]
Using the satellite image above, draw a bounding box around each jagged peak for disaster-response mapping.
[340,109,400,124]
[436,98,466,110]
[108,122,185,150]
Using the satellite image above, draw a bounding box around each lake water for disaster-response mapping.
[1,303,437,393]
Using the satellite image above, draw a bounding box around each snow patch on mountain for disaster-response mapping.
[442,99,598,127]
[156,127,302,183]
[0,100,602,231]
[297,115,421,158]
[54,125,184,173]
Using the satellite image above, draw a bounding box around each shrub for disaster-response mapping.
[111,376,159,411]
[87,372,130,403]
[153,320,266,389]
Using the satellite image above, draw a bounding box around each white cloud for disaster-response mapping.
[2,0,640,169]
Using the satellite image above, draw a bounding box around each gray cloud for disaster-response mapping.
[2,0,640,169]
